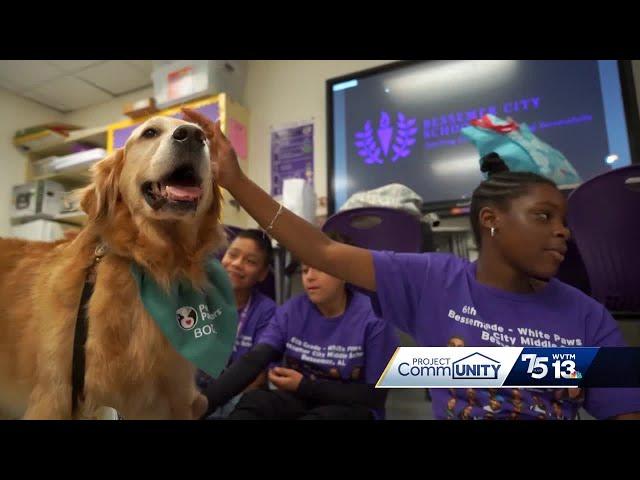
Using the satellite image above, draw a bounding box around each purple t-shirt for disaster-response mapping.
[371,251,640,420]
[229,290,276,365]
[258,289,399,415]
[196,290,275,391]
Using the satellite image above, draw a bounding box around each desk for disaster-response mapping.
[626,177,640,191]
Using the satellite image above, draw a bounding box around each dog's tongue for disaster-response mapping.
[165,185,202,201]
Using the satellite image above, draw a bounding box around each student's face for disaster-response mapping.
[222,237,268,291]
[485,184,570,280]
[448,337,465,347]
[301,264,346,306]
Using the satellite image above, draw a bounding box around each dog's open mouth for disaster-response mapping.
[142,165,203,211]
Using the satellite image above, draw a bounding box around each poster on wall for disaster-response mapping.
[270,121,314,197]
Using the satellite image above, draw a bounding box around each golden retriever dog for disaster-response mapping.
[0,116,227,419]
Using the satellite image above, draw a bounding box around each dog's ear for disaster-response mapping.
[80,148,125,221]
[210,182,223,220]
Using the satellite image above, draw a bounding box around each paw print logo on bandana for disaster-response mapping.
[176,306,198,331]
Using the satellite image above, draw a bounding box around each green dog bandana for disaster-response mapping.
[131,258,237,377]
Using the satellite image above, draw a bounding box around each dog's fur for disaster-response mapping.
[0,116,226,419]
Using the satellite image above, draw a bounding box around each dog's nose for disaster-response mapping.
[172,125,205,146]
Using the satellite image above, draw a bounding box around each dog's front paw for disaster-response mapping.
[192,393,208,420]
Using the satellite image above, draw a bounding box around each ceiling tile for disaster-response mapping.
[25,76,113,111]
[76,60,151,95]
[46,60,104,73]
[0,60,63,91]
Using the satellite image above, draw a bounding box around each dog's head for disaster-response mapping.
[82,116,220,224]
[79,115,225,286]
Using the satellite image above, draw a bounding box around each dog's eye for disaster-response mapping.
[142,128,158,138]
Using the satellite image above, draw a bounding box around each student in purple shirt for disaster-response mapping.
[184,108,640,421]
[196,229,276,417]
[202,233,399,420]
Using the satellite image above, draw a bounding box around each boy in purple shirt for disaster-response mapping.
[222,230,276,366]
[185,108,640,420]
[197,229,276,417]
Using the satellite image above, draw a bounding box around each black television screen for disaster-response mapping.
[327,60,640,215]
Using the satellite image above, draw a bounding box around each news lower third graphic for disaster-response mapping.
[376,348,640,388]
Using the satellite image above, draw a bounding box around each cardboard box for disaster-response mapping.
[11,180,65,220]
[152,60,247,109]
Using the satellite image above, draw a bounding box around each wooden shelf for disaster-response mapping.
[30,170,92,188]
[11,213,84,227]
[28,126,109,159]
[26,128,107,185]
[54,211,87,225]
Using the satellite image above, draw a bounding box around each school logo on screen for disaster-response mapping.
[354,111,418,164]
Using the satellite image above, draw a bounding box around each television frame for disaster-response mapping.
[326,60,640,217]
